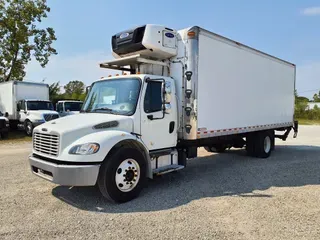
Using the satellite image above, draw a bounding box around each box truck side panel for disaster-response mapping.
[15,82,49,101]
[197,31,295,133]
[0,82,14,118]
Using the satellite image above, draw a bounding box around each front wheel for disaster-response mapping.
[97,147,147,203]
[25,121,33,136]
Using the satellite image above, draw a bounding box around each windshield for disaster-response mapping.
[27,101,54,111]
[82,78,141,115]
[65,102,83,111]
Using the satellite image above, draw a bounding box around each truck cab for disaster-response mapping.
[17,99,59,136]
[56,100,83,117]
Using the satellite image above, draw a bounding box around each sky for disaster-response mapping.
[25,0,320,98]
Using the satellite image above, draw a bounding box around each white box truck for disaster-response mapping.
[28,25,298,203]
[0,81,59,136]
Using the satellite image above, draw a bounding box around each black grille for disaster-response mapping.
[43,114,59,122]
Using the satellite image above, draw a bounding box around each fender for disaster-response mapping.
[59,130,153,178]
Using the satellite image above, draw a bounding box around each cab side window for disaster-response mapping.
[144,81,162,113]
[17,101,24,111]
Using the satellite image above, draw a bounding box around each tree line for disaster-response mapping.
[295,90,320,120]
[49,80,87,105]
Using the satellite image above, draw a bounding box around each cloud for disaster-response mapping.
[301,7,320,16]
[296,62,320,98]
[25,50,119,87]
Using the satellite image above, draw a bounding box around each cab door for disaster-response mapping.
[140,78,177,150]
[18,100,27,123]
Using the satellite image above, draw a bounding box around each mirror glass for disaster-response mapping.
[164,81,172,103]
[165,103,172,114]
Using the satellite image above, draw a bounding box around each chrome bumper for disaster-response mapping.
[28,155,100,186]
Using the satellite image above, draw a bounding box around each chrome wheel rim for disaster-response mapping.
[115,159,140,192]
[264,136,271,153]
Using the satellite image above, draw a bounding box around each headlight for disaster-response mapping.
[34,119,45,122]
[69,143,100,155]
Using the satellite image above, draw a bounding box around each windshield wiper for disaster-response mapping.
[93,107,113,111]
[92,107,117,114]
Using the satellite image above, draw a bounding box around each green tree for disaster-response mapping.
[64,80,85,97]
[0,0,57,82]
[313,94,320,102]
[49,81,60,101]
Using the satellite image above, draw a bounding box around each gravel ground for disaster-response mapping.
[0,126,320,240]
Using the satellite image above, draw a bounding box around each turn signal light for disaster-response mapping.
[187,31,196,38]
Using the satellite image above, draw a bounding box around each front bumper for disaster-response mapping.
[29,154,100,186]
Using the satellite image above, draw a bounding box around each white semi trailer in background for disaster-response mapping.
[29,24,298,203]
[0,81,59,136]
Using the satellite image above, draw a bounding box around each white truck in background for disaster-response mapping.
[0,81,59,136]
[56,100,83,117]
[28,24,298,203]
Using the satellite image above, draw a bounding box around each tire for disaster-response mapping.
[25,121,33,136]
[248,131,272,158]
[97,147,147,203]
[204,144,227,153]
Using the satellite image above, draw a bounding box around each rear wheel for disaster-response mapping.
[246,131,273,158]
[25,121,33,136]
[97,147,147,203]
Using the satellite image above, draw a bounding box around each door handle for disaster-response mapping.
[147,115,154,120]
[169,121,175,133]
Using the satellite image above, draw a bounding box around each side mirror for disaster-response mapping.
[164,81,172,103]
[163,81,172,114]
[165,103,172,114]
[5,112,9,118]
[86,86,91,94]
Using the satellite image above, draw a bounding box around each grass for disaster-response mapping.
[1,130,32,143]
[296,118,320,125]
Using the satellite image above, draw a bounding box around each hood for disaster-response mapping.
[34,113,134,148]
